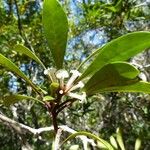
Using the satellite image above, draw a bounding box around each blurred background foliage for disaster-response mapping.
[0,0,150,149]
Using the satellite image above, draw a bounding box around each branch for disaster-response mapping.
[13,0,35,52]
[14,0,23,36]
[0,113,37,135]
[56,99,76,115]
[59,125,96,150]
[53,128,63,150]
[0,113,96,149]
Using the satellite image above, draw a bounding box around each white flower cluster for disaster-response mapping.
[44,68,86,102]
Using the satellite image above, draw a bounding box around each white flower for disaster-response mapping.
[69,81,84,92]
[56,69,69,89]
[44,68,57,82]
[63,70,86,102]
[139,72,147,81]
[44,68,56,75]
[44,68,86,102]
[56,69,69,79]
[66,92,86,103]
[44,69,49,75]
[65,70,81,92]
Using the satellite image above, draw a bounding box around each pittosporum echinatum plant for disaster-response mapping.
[0,0,150,149]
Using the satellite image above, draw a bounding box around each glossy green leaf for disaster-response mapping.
[0,54,44,94]
[14,44,46,69]
[1,94,44,106]
[60,131,114,150]
[43,0,68,68]
[77,46,104,70]
[92,81,150,94]
[116,128,126,150]
[84,62,140,95]
[80,32,150,80]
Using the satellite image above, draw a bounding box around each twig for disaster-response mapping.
[51,107,58,134]
[53,128,63,150]
[14,0,35,53]
[0,113,96,148]
[14,0,23,36]
[0,113,37,134]
[56,99,76,115]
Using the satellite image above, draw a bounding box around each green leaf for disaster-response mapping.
[80,32,150,80]
[14,44,46,69]
[110,136,118,149]
[1,94,44,106]
[84,62,140,95]
[0,54,45,94]
[60,131,114,150]
[43,96,55,101]
[77,46,104,70]
[135,138,141,150]
[43,0,68,69]
[98,81,150,94]
[114,0,123,12]
[116,128,126,150]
